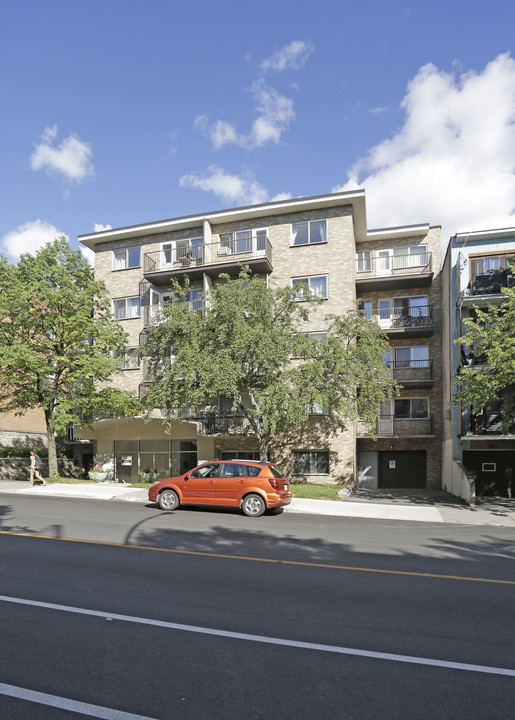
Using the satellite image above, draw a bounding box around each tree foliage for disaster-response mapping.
[0,237,141,475]
[454,279,515,430]
[144,270,398,460]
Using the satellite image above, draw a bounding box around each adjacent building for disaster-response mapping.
[442,227,515,500]
[78,190,443,489]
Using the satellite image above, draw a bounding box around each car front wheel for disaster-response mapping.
[158,489,180,511]
[241,493,266,517]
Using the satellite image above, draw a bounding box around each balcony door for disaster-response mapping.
[377,249,393,276]
[161,238,203,269]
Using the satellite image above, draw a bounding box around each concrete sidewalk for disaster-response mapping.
[1,480,514,527]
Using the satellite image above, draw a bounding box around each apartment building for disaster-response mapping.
[78,190,443,488]
[442,227,515,500]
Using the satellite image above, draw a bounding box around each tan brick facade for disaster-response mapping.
[79,192,443,489]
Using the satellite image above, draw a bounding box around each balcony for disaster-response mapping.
[358,415,434,436]
[143,237,273,285]
[386,360,434,387]
[372,305,434,337]
[180,411,254,436]
[461,270,514,306]
[356,252,433,291]
[462,412,515,436]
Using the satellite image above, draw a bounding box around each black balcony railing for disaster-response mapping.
[386,360,433,383]
[468,270,514,296]
[359,415,433,436]
[463,412,515,435]
[372,305,433,330]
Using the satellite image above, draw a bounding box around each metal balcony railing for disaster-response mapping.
[386,359,433,383]
[372,305,433,330]
[143,237,272,275]
[462,413,515,435]
[466,270,514,297]
[356,252,432,278]
[358,415,433,436]
[185,411,254,435]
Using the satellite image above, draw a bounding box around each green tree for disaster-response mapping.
[0,238,141,476]
[144,270,398,461]
[454,279,515,431]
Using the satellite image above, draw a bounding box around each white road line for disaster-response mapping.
[1,594,514,678]
[0,682,159,720]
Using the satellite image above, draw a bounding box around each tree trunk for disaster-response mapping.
[44,408,59,477]
[258,435,269,462]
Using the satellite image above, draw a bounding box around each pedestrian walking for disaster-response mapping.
[29,450,47,486]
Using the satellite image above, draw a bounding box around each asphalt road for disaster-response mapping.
[0,494,514,719]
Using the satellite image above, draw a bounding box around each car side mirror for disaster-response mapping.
[184,474,190,481]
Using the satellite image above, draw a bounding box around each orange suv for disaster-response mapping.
[148,459,292,517]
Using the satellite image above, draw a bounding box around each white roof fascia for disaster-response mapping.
[364,223,430,242]
[78,190,367,250]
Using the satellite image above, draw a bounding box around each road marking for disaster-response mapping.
[0,682,159,719]
[1,530,514,585]
[1,595,514,678]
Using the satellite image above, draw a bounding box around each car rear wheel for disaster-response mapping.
[158,489,180,511]
[241,493,266,517]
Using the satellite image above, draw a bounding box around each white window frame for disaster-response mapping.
[291,220,327,246]
[160,237,203,269]
[113,296,140,320]
[218,228,268,257]
[292,274,328,301]
[112,247,141,271]
[377,295,429,328]
[119,347,140,370]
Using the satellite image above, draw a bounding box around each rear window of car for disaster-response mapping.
[269,465,285,478]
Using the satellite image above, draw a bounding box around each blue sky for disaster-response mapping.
[2,0,515,263]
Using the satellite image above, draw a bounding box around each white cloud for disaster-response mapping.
[261,41,313,73]
[94,223,112,232]
[197,80,295,151]
[179,166,292,206]
[1,220,66,261]
[334,53,515,242]
[29,125,94,182]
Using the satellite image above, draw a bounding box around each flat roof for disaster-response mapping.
[78,189,434,250]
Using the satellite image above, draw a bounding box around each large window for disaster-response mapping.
[113,247,141,270]
[219,229,267,256]
[162,238,203,267]
[113,296,140,320]
[381,398,429,418]
[293,450,329,475]
[470,254,510,277]
[118,347,140,370]
[291,220,327,246]
[292,275,328,300]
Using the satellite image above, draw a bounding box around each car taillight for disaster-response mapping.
[268,477,279,489]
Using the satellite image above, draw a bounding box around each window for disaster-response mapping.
[358,299,373,319]
[292,220,327,246]
[356,250,372,272]
[118,347,140,370]
[293,450,329,475]
[392,244,427,269]
[292,331,328,358]
[113,247,141,270]
[161,238,203,267]
[292,275,328,300]
[470,255,511,276]
[113,296,140,320]
[219,229,267,256]
[385,346,429,368]
[392,398,429,418]
[377,295,429,327]
[306,401,329,415]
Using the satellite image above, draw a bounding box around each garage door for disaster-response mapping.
[379,451,426,489]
